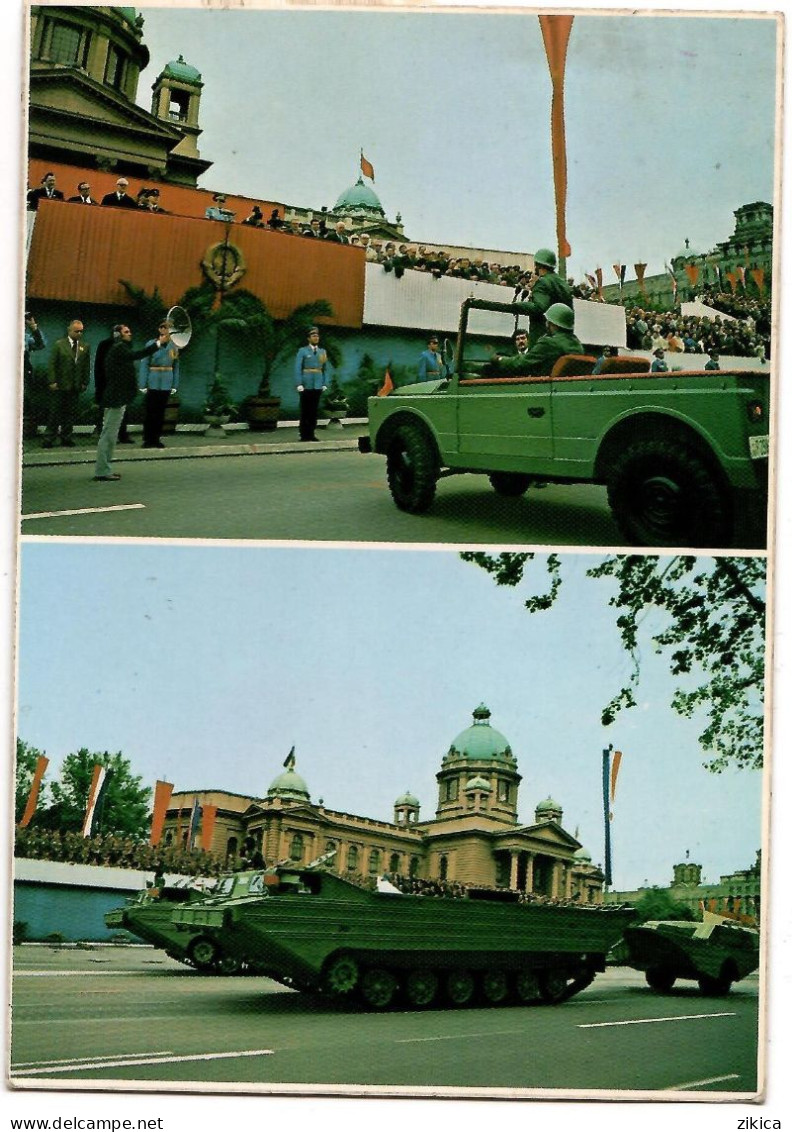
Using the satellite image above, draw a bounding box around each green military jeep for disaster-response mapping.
[360,297,769,548]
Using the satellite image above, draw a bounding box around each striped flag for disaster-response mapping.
[188,797,202,849]
[19,755,49,828]
[81,764,112,837]
[610,750,623,813]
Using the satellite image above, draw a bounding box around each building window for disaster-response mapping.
[105,44,126,89]
[368,849,381,875]
[168,91,190,122]
[444,778,458,802]
[290,832,304,862]
[347,845,358,871]
[48,20,89,67]
[439,855,448,881]
[498,781,510,803]
[325,840,336,856]
[226,836,238,861]
[389,853,400,874]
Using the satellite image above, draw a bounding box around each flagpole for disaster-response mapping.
[602,745,612,889]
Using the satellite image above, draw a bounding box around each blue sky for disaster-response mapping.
[17,543,765,893]
[132,5,779,282]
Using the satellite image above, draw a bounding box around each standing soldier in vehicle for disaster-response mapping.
[484,304,583,377]
[515,248,574,345]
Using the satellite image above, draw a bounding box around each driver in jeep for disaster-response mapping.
[483,303,583,377]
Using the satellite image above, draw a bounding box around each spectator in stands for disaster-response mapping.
[27,171,64,211]
[324,220,349,243]
[146,188,168,214]
[704,350,721,371]
[242,205,264,227]
[302,218,322,238]
[67,181,96,205]
[268,208,284,230]
[101,177,138,209]
[205,193,234,221]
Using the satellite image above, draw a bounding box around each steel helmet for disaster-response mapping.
[534,247,557,270]
[545,303,575,330]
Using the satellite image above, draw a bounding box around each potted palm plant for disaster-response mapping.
[202,374,236,429]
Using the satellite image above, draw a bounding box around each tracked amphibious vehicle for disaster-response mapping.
[171,864,636,1009]
[105,872,264,974]
[622,915,760,995]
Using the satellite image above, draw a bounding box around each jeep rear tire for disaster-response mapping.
[489,472,531,497]
[386,423,438,513]
[607,438,730,547]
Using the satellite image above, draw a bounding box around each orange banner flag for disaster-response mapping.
[150,779,174,847]
[610,750,623,804]
[634,263,647,294]
[684,263,700,288]
[377,368,394,397]
[360,152,375,181]
[19,755,49,828]
[750,267,765,294]
[538,15,574,262]
[200,803,218,851]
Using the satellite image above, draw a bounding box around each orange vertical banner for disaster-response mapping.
[150,779,174,847]
[19,755,49,828]
[750,267,765,295]
[610,750,623,804]
[538,15,574,264]
[684,263,700,288]
[634,263,647,294]
[200,804,218,852]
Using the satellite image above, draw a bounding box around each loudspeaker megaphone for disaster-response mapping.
[166,305,192,350]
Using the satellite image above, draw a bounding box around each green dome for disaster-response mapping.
[334,177,384,216]
[447,704,514,763]
[574,846,592,863]
[395,790,420,807]
[675,237,699,259]
[113,7,138,24]
[267,766,310,802]
[162,55,202,83]
[536,796,561,813]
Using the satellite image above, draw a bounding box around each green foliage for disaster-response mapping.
[42,748,152,838]
[118,279,169,330]
[632,888,696,924]
[323,376,349,415]
[460,554,765,772]
[203,374,236,418]
[15,738,48,823]
[342,356,412,416]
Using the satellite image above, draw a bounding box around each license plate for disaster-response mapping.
[749,434,769,458]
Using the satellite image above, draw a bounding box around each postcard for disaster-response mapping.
[5,1,789,1128]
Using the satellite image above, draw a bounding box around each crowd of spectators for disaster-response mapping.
[15,825,225,878]
[621,297,770,360]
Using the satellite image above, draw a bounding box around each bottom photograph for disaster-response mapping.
[11,543,766,1099]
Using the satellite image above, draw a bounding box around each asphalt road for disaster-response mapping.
[20,450,622,545]
[11,946,759,1097]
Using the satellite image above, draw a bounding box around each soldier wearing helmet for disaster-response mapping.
[485,303,583,376]
[516,247,574,345]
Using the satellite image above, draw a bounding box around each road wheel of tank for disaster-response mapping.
[360,967,398,1010]
[188,936,218,971]
[607,438,730,547]
[216,952,243,976]
[489,472,532,497]
[405,969,439,1008]
[445,969,476,1008]
[514,970,541,1004]
[539,970,569,1004]
[481,969,510,1005]
[322,953,360,996]
[646,966,676,993]
[386,423,438,513]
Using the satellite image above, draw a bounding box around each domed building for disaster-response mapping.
[162,704,605,903]
[28,5,211,185]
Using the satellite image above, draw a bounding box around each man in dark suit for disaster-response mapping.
[101,177,138,208]
[43,319,91,447]
[27,172,64,211]
[94,324,168,481]
[94,329,134,443]
[67,181,97,205]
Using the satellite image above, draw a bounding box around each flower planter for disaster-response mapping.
[246,395,281,432]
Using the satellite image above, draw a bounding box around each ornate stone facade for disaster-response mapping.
[162,704,604,902]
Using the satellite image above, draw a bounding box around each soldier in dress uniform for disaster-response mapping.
[294,326,328,442]
[417,336,447,381]
[139,320,180,448]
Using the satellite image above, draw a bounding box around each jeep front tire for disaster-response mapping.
[386,423,439,513]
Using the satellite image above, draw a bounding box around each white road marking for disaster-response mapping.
[11,1048,275,1076]
[13,1051,173,1068]
[579,1011,736,1028]
[396,1029,527,1043]
[666,1073,741,1091]
[22,504,146,520]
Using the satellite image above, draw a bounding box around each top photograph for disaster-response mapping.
[19,3,780,550]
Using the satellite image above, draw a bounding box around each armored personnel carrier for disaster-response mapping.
[172,864,636,1010]
[105,873,261,974]
[622,916,760,995]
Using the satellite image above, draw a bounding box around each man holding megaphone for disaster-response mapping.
[139,320,180,449]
